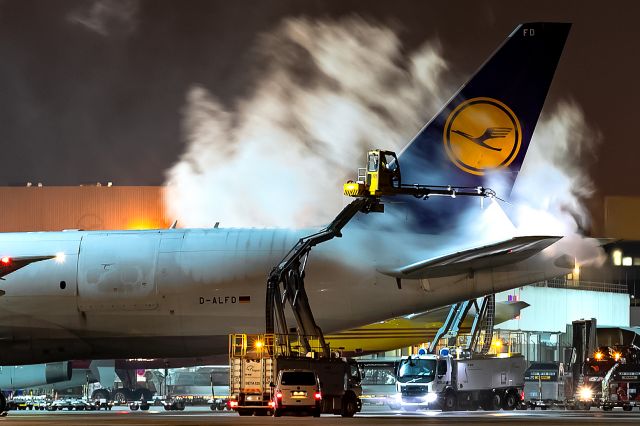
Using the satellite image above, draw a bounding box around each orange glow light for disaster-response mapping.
[594,351,604,360]
[126,219,162,230]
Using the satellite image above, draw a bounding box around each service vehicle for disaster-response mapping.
[523,362,566,409]
[93,398,114,410]
[208,397,228,411]
[394,349,526,411]
[572,347,616,410]
[162,398,186,411]
[7,395,32,411]
[357,359,399,408]
[601,360,640,411]
[271,369,321,417]
[229,333,362,417]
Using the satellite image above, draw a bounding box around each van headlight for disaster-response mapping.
[424,392,438,403]
[578,386,593,401]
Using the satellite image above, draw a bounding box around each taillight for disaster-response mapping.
[268,401,276,408]
[520,390,524,401]
[0,256,11,265]
[314,392,322,400]
[276,391,283,399]
[228,400,238,408]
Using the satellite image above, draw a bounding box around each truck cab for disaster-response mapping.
[395,354,447,410]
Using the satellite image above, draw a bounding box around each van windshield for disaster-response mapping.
[397,358,436,384]
[280,371,316,386]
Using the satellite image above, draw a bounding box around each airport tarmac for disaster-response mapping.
[3,405,640,425]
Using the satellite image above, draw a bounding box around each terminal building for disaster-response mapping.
[1,185,639,397]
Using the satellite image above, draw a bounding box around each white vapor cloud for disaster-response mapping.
[165,17,448,228]
[165,16,602,267]
[68,0,139,37]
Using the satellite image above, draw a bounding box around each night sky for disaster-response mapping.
[0,0,637,231]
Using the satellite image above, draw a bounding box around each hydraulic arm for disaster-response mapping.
[265,149,497,358]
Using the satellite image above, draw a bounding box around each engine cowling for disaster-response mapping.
[0,362,71,388]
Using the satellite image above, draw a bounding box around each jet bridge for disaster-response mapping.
[265,149,497,358]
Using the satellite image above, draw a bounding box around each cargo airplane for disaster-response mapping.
[0,23,572,404]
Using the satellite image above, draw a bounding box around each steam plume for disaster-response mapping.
[68,0,139,37]
[165,17,448,228]
[165,17,601,265]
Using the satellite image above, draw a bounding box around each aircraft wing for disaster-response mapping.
[0,255,55,279]
[379,236,561,280]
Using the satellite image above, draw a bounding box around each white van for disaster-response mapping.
[272,369,321,417]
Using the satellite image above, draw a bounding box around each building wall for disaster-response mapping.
[496,286,630,332]
[0,186,169,231]
[604,196,640,240]
[631,306,640,327]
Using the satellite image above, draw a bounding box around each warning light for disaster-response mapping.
[594,351,604,360]
[492,339,503,349]
[614,352,621,361]
[55,252,66,264]
[276,392,283,399]
[314,392,322,400]
[0,256,10,265]
[255,340,263,350]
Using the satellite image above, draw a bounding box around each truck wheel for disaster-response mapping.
[602,405,613,412]
[502,392,517,411]
[341,396,357,417]
[623,405,633,412]
[481,392,501,411]
[113,390,130,404]
[273,408,282,417]
[91,389,111,400]
[442,393,457,411]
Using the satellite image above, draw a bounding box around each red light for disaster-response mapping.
[0,256,10,265]
[228,400,238,408]
[276,392,283,399]
[314,392,322,400]
[520,390,524,401]
[268,401,276,408]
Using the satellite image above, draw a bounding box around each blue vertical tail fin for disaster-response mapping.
[388,22,571,233]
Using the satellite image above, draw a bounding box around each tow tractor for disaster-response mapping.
[228,150,497,417]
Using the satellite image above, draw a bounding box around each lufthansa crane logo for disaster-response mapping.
[443,97,522,176]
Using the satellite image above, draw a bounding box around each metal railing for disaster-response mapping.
[533,278,628,294]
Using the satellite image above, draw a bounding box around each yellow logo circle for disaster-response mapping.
[443,97,522,176]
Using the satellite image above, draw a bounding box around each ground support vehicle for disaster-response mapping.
[523,362,566,410]
[229,333,362,417]
[92,399,113,410]
[271,369,322,417]
[395,350,526,411]
[208,398,228,410]
[162,398,186,411]
[358,359,399,408]
[601,362,640,411]
[129,400,150,411]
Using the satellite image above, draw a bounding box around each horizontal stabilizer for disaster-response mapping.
[407,300,530,325]
[379,236,561,279]
[0,255,55,279]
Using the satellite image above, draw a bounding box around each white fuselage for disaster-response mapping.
[0,225,565,365]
